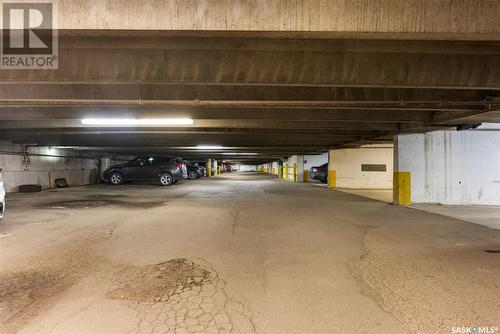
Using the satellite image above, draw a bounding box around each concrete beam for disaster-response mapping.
[2,38,500,89]
[52,1,500,38]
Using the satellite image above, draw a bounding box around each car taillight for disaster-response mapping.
[176,162,182,169]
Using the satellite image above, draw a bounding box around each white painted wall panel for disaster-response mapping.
[395,129,500,205]
[329,145,393,189]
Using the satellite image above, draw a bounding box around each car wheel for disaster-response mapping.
[188,171,198,180]
[159,173,173,186]
[109,172,124,185]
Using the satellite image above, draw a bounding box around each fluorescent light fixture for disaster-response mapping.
[196,145,224,150]
[81,118,193,126]
[222,152,258,156]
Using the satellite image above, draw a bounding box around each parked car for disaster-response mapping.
[0,169,5,219]
[103,156,187,186]
[186,162,205,179]
[310,163,328,183]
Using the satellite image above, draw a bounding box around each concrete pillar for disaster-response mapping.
[206,159,212,177]
[99,157,111,181]
[283,155,304,183]
[213,160,218,175]
[394,127,500,205]
[393,137,411,206]
[327,152,336,188]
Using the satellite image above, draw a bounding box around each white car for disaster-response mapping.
[0,169,5,219]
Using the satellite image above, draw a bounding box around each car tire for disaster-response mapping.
[188,171,198,180]
[159,173,174,186]
[109,172,124,185]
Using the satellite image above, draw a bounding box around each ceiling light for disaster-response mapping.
[81,118,193,126]
[196,145,224,150]
[221,152,258,155]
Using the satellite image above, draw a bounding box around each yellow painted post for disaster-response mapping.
[207,166,212,177]
[284,163,289,180]
[278,166,283,178]
[393,171,411,206]
[303,170,309,182]
[328,170,337,188]
[293,163,297,183]
[272,167,276,174]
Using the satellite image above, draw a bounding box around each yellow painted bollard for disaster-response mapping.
[292,163,297,183]
[328,170,337,188]
[284,163,289,180]
[278,167,283,178]
[393,171,411,206]
[272,167,276,174]
[207,166,212,177]
[303,170,309,182]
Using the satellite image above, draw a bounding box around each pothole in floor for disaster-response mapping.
[107,258,256,333]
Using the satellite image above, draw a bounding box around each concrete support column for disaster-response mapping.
[213,160,218,176]
[394,128,500,205]
[206,159,212,177]
[327,152,336,188]
[284,155,304,183]
[99,157,111,182]
[393,137,411,206]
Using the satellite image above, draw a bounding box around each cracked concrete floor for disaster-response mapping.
[0,172,499,334]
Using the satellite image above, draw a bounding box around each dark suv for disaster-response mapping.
[104,156,187,186]
[310,163,328,183]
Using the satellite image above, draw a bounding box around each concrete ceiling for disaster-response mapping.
[1,32,499,163]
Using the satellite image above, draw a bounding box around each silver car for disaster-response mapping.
[0,169,5,219]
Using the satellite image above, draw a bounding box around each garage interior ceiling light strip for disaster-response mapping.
[81,118,194,126]
[196,145,224,150]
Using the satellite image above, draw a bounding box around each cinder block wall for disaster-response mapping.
[0,141,98,192]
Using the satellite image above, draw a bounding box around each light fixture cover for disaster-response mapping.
[81,118,193,126]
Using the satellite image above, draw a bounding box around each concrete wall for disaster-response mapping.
[395,129,500,205]
[0,141,98,192]
[329,145,393,189]
[239,165,257,172]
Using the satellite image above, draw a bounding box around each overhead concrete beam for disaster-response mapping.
[53,0,500,38]
[2,41,500,88]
